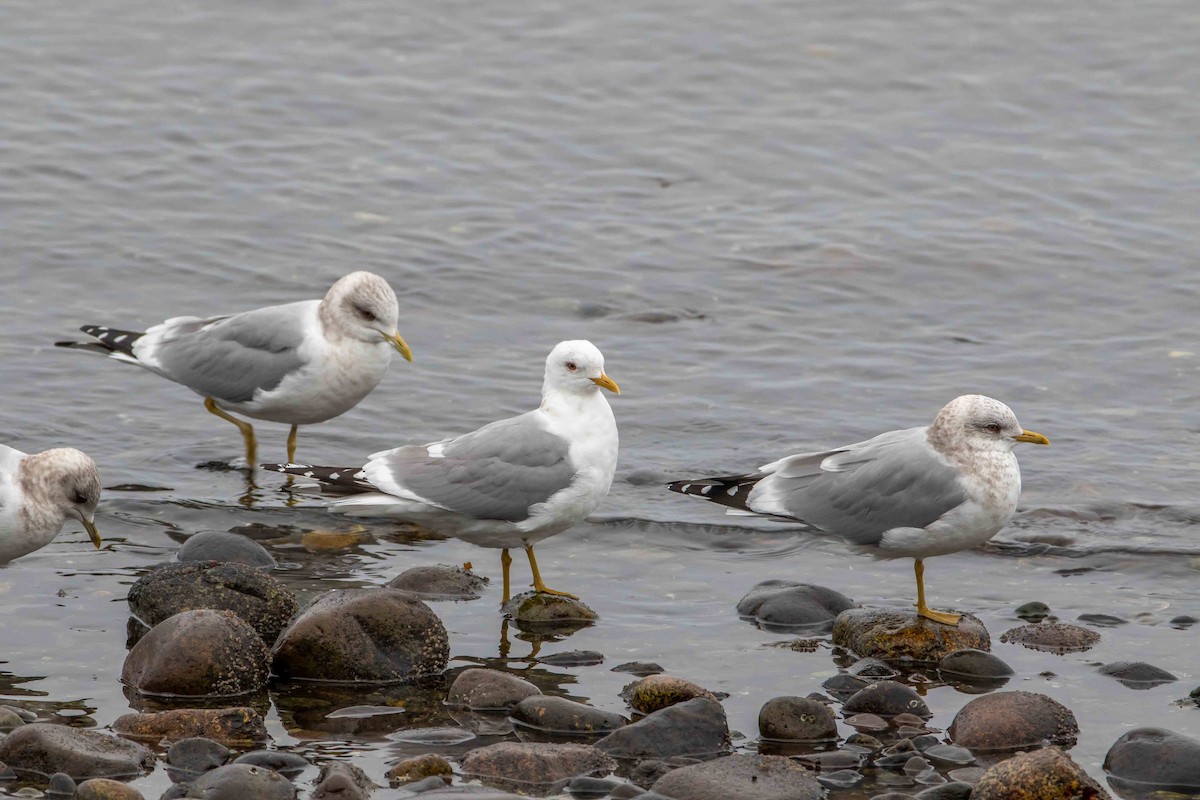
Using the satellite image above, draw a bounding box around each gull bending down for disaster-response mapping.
[0,443,102,563]
[669,395,1049,625]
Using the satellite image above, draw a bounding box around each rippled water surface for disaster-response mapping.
[3,0,1200,796]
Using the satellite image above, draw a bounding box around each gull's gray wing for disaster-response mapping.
[363,412,576,522]
[139,301,313,403]
[748,426,968,544]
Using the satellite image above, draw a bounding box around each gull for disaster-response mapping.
[0,444,102,563]
[668,395,1049,625]
[57,271,413,468]
[266,340,620,602]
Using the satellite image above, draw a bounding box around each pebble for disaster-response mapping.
[386,564,488,601]
[173,763,296,799]
[999,622,1100,654]
[122,609,269,697]
[232,751,309,778]
[459,742,617,793]
[0,723,154,781]
[502,593,599,626]
[1077,612,1126,627]
[624,674,717,714]
[817,769,864,789]
[111,707,267,746]
[596,697,729,759]
[650,753,825,800]
[757,696,838,742]
[922,744,974,765]
[387,754,453,786]
[446,668,542,711]
[844,713,889,732]
[1096,661,1178,689]
[848,658,899,679]
[311,762,374,800]
[539,650,605,667]
[973,746,1107,800]
[842,681,931,719]
[511,695,626,735]
[938,648,1014,680]
[165,737,230,778]
[75,778,146,800]
[177,531,276,568]
[736,580,856,632]
[1014,601,1051,622]
[948,691,1079,751]
[566,776,620,797]
[913,782,973,800]
[822,674,870,699]
[0,707,26,732]
[1104,727,1200,791]
[46,772,76,797]
[611,662,664,677]
[387,727,476,746]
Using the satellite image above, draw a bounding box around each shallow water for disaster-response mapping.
[3,0,1200,796]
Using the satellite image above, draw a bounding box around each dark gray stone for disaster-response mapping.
[177,763,296,799]
[511,695,626,735]
[447,668,542,711]
[539,650,605,667]
[46,772,76,797]
[651,753,824,800]
[1097,661,1178,689]
[122,609,269,697]
[596,698,729,759]
[311,761,374,799]
[914,783,974,800]
[736,580,855,632]
[999,622,1099,654]
[948,691,1079,751]
[387,564,488,600]
[1104,727,1200,791]
[128,561,298,645]
[271,588,449,682]
[1014,601,1051,622]
[177,531,275,569]
[842,680,931,719]
[0,723,154,781]
[460,742,616,793]
[938,648,1014,679]
[232,750,309,778]
[757,696,838,742]
[612,662,664,677]
[821,673,870,699]
[166,738,230,779]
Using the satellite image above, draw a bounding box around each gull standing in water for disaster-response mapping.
[669,395,1048,625]
[266,340,620,602]
[57,271,413,468]
[0,443,102,562]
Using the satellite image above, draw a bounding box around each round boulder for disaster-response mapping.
[842,680,931,719]
[75,779,146,800]
[447,668,542,711]
[974,746,1109,800]
[758,696,838,742]
[387,564,488,600]
[1103,727,1200,792]
[652,753,824,800]
[460,742,616,793]
[938,649,1014,680]
[511,695,626,735]
[625,675,717,714]
[111,707,267,745]
[833,608,990,663]
[0,723,154,781]
[999,623,1099,654]
[166,738,230,780]
[596,697,729,759]
[176,763,296,799]
[737,580,856,632]
[177,532,275,569]
[503,593,598,627]
[121,609,269,697]
[127,561,297,645]
[1096,661,1178,690]
[948,691,1079,751]
[271,588,449,682]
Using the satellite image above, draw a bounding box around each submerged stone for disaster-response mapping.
[973,746,1109,800]
[111,707,268,746]
[232,750,309,778]
[387,754,453,786]
[948,691,1079,751]
[166,738,230,780]
[1014,601,1051,622]
[999,622,1099,654]
[447,668,542,711]
[511,695,626,735]
[538,650,605,667]
[938,648,1013,680]
[625,675,717,714]
[611,662,664,677]
[175,763,296,799]
[1096,661,1178,689]
[651,753,824,800]
[1103,727,1200,792]
[757,696,838,742]
[122,609,269,697]
[0,723,154,781]
[842,681,931,719]
[177,531,275,569]
[75,778,147,800]
[503,592,599,626]
[597,697,729,760]
[736,580,856,632]
[460,742,616,792]
[311,761,375,800]
[386,564,489,601]
[833,608,989,663]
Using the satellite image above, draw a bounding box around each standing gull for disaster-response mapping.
[57,271,413,467]
[0,443,102,563]
[266,340,620,601]
[668,395,1048,625]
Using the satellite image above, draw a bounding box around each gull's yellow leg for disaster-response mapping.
[501,548,512,604]
[286,425,299,464]
[914,559,961,625]
[204,397,257,468]
[525,544,578,599]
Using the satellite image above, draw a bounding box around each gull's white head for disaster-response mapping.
[543,340,620,397]
[928,394,1049,456]
[320,271,412,361]
[20,447,103,548]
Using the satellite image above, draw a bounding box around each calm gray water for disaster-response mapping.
[3,0,1199,796]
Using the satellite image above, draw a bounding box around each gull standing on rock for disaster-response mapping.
[668,395,1049,625]
[56,271,413,468]
[0,443,102,562]
[266,340,620,602]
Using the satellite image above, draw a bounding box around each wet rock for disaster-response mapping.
[0,707,25,732]
[122,609,270,697]
[946,767,985,785]
[503,593,599,625]
[175,762,296,799]
[539,650,605,667]
[386,564,488,601]
[1169,614,1198,628]
[47,772,76,797]
[232,750,309,778]
[736,580,856,632]
[511,695,626,734]
[460,742,617,792]
[597,698,729,759]
[447,668,542,711]
[387,754,453,786]
[312,761,374,799]
[388,727,476,746]
[833,608,989,663]
[1015,601,1051,622]
[757,696,838,742]
[847,733,884,749]
[128,561,297,644]
[822,674,870,700]
[1096,661,1178,689]
[1000,622,1099,654]
[844,713,889,732]
[612,662,664,677]
[272,588,449,682]
[974,746,1109,800]
[611,784,648,799]
[395,788,525,799]
[625,675,717,714]
[948,691,1079,751]
[111,707,268,745]
[923,744,974,766]
[1078,613,1126,627]
[796,750,863,770]
[842,681,931,719]
[166,738,230,779]
[1103,727,1200,792]
[938,648,1013,679]
[0,723,154,780]
[848,658,899,679]
[568,776,620,797]
[76,779,147,800]
[651,753,824,800]
[914,783,973,800]
[177,531,276,569]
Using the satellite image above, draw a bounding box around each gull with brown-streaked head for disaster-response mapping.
[668,394,1049,625]
[56,271,413,468]
[265,340,620,602]
[0,443,102,563]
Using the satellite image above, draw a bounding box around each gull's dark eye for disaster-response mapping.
[984,423,1002,434]
[354,304,377,322]
[71,491,88,505]
[565,361,578,372]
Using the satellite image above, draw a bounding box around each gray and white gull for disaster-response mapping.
[669,395,1049,624]
[57,271,412,468]
[0,443,102,563]
[266,340,620,601]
